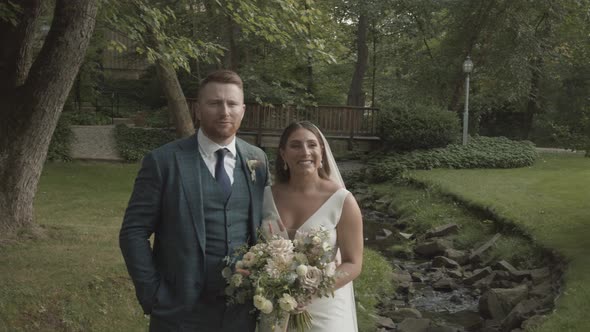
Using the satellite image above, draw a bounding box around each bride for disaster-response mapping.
[261,121,363,332]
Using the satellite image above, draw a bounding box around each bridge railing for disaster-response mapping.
[187,99,379,139]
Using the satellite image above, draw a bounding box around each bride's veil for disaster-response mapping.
[312,124,346,189]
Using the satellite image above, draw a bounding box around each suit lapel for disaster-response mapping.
[236,140,258,242]
[176,135,206,254]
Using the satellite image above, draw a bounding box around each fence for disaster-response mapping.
[187,100,379,145]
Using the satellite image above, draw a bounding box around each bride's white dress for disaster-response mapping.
[261,186,359,332]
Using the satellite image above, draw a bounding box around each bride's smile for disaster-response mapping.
[280,128,323,175]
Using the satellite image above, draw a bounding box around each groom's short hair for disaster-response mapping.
[198,70,243,99]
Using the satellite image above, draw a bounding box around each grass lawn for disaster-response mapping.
[0,162,147,331]
[0,162,391,331]
[409,153,590,332]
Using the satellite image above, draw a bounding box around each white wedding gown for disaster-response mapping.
[261,186,359,332]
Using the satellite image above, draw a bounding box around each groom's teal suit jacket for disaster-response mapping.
[119,134,269,321]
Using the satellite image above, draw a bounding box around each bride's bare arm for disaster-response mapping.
[334,193,364,290]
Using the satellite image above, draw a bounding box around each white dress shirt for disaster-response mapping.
[197,129,237,184]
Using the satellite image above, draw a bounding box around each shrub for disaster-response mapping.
[369,136,538,182]
[378,104,460,151]
[114,124,176,162]
[62,111,112,125]
[145,108,171,128]
[47,114,74,162]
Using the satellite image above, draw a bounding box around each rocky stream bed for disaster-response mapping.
[359,202,564,332]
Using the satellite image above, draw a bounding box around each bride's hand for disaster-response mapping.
[235,268,251,277]
[263,217,287,238]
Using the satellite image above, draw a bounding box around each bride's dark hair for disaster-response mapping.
[275,121,331,183]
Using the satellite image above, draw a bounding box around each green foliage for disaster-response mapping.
[0,1,21,26]
[355,248,394,332]
[47,114,74,162]
[368,136,538,182]
[144,108,171,128]
[548,122,590,157]
[378,104,460,151]
[114,124,175,162]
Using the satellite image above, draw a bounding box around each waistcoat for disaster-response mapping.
[200,152,251,294]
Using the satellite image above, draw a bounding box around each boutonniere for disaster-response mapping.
[247,159,261,183]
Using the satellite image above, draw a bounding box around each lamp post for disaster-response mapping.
[462,56,474,145]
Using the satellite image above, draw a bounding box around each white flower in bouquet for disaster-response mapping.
[231,273,243,287]
[268,238,294,257]
[254,295,274,314]
[294,253,308,265]
[311,236,322,245]
[278,293,298,312]
[221,266,232,279]
[242,251,257,267]
[296,264,308,277]
[324,262,336,277]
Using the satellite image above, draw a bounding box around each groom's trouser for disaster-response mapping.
[149,294,256,332]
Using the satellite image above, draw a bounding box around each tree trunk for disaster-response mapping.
[0,0,98,238]
[305,1,313,94]
[155,60,195,138]
[225,14,240,71]
[347,12,369,107]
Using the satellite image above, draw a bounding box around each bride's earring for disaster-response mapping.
[319,160,323,169]
[283,161,288,171]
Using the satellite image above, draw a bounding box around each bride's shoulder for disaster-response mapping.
[321,179,345,194]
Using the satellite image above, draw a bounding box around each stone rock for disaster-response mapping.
[390,307,423,320]
[494,285,529,308]
[376,228,394,240]
[425,223,460,239]
[398,318,432,332]
[521,315,547,331]
[432,256,461,269]
[493,261,529,282]
[414,239,453,258]
[446,269,463,279]
[469,234,501,262]
[530,280,553,298]
[528,267,551,283]
[464,267,493,285]
[376,315,396,329]
[450,294,463,304]
[490,279,518,289]
[433,278,457,292]
[480,319,501,332]
[445,248,469,265]
[397,282,414,295]
[411,272,425,283]
[479,285,529,320]
[399,231,414,240]
[393,270,413,284]
[492,270,511,279]
[387,203,398,217]
[501,298,542,332]
[425,326,463,332]
[473,272,496,290]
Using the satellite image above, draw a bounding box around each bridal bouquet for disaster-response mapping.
[223,226,338,332]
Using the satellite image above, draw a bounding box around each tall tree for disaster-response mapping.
[105,0,326,137]
[0,0,98,237]
[347,8,369,106]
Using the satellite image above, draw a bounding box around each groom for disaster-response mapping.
[120,70,269,331]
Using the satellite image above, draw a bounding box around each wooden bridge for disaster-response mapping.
[187,100,381,151]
